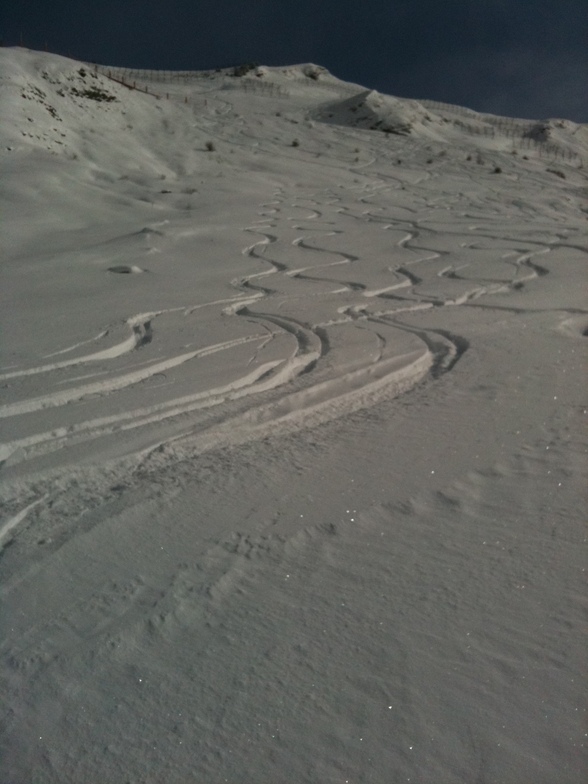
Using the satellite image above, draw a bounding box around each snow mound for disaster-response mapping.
[314,89,427,135]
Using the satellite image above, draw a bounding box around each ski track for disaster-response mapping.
[0,184,560,478]
[1,100,581,514]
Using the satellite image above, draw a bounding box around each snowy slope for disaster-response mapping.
[1,48,587,784]
[2,47,586,487]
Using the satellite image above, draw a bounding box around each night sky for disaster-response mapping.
[2,0,587,121]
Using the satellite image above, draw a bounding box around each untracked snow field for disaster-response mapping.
[1,49,587,783]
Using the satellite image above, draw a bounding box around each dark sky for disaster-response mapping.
[2,0,587,121]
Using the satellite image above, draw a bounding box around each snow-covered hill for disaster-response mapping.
[1,48,587,784]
